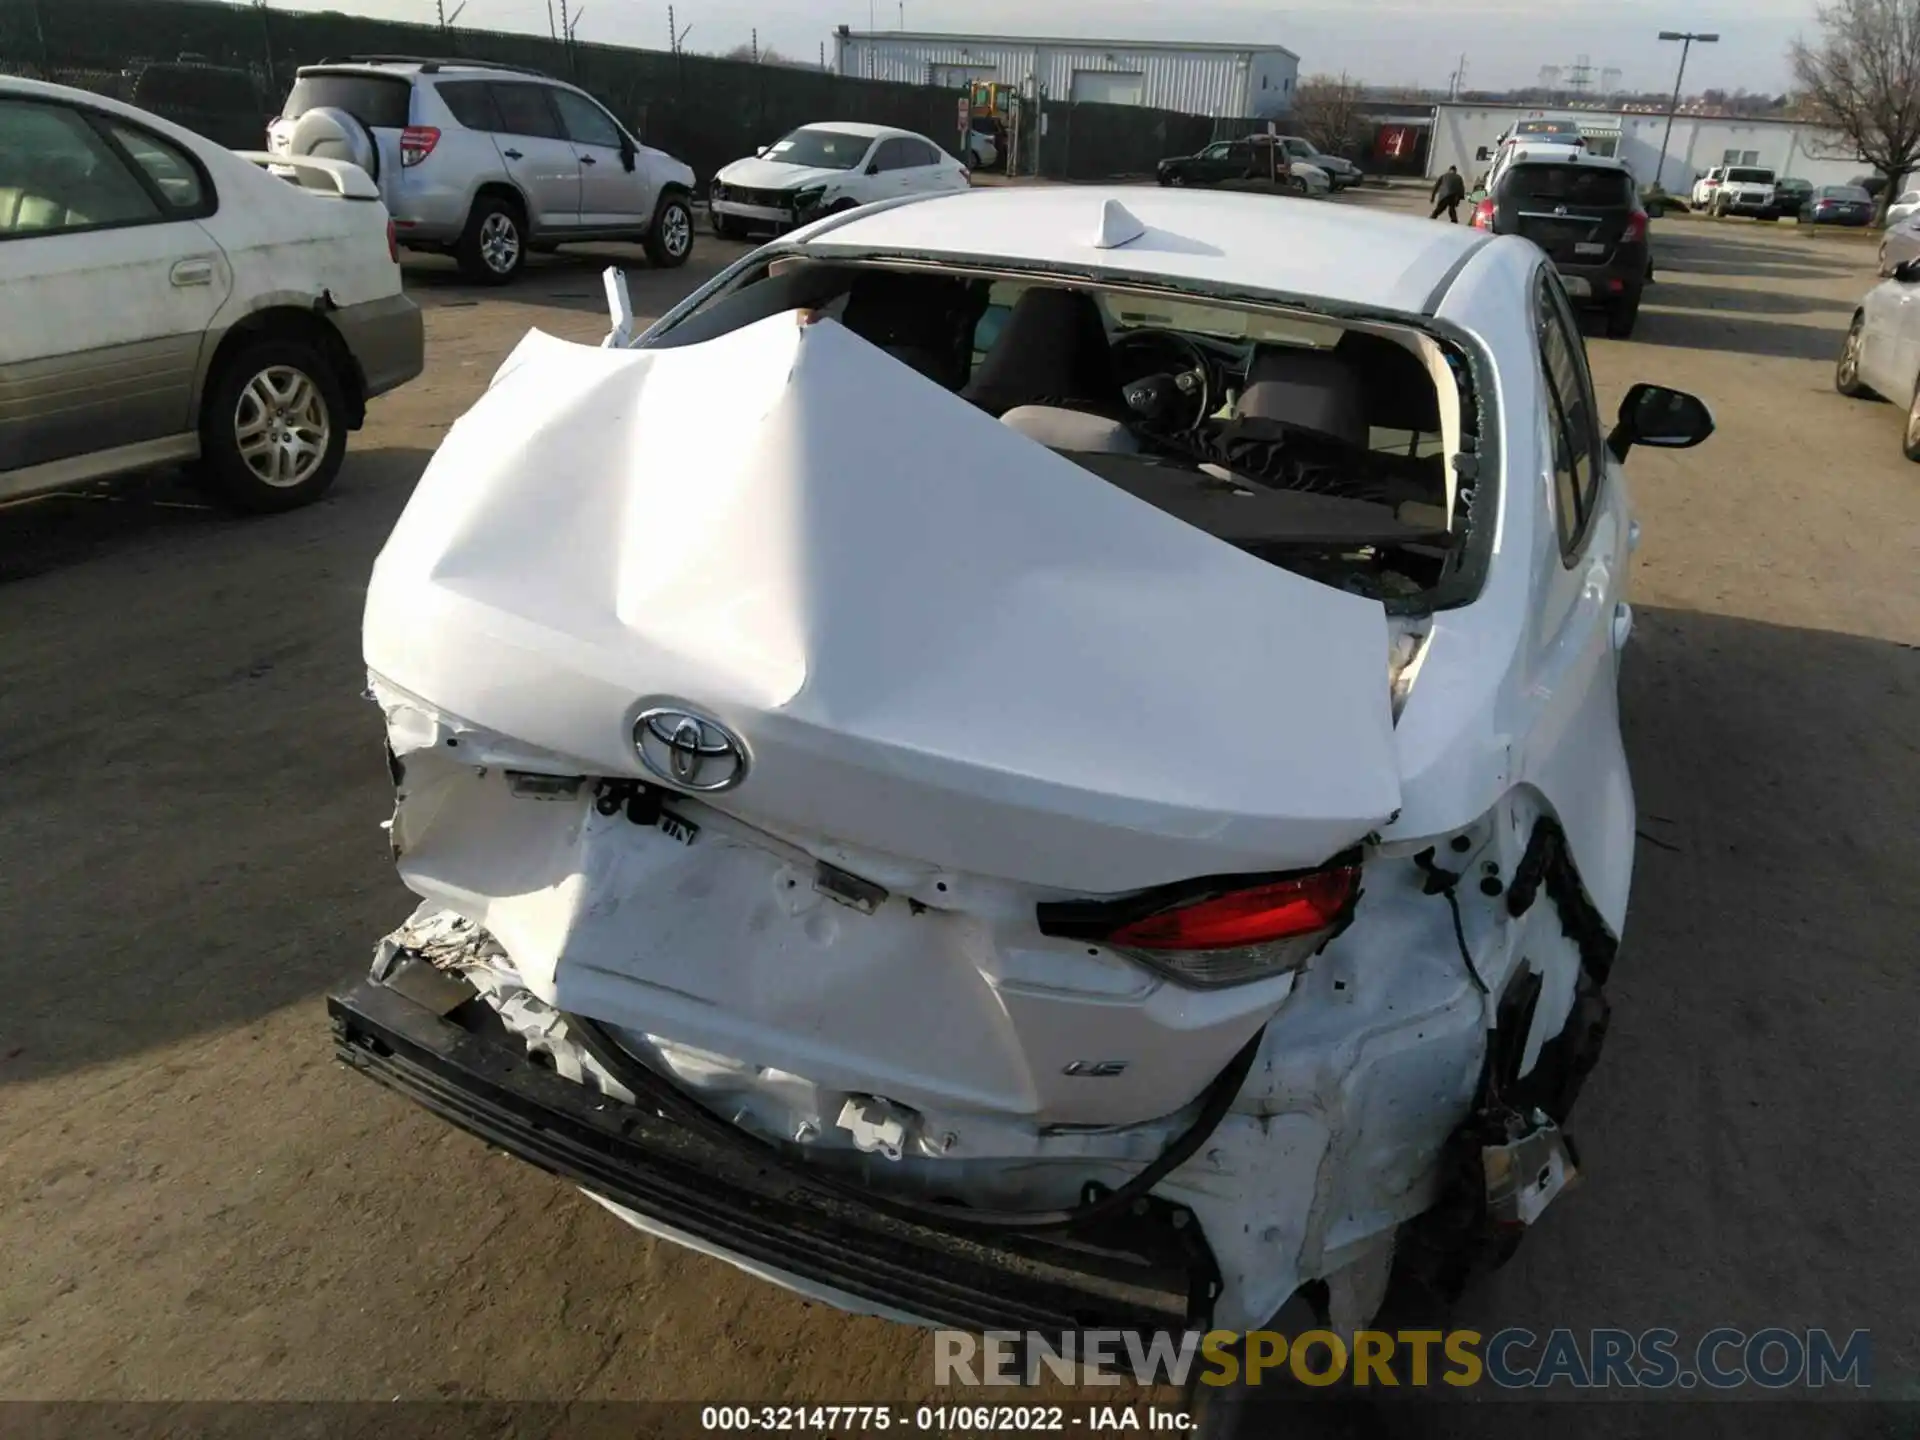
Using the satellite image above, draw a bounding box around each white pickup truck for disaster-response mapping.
[0,75,423,512]
[1692,164,1777,218]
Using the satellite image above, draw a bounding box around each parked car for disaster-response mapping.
[1884,187,1920,226]
[1878,214,1920,275]
[268,56,697,284]
[965,127,998,172]
[333,185,1713,1359]
[1697,164,1776,217]
[1271,133,1362,190]
[709,123,968,238]
[1800,184,1875,227]
[122,58,272,152]
[1472,149,1649,337]
[0,75,422,511]
[1157,137,1324,195]
[1769,176,1813,220]
[1836,259,1920,458]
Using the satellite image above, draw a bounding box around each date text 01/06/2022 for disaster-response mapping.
[699,1406,1193,1432]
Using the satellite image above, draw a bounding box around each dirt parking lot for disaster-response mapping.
[3,200,1917,1428]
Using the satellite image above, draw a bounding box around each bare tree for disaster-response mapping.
[1790,0,1920,214]
[1290,72,1364,155]
[722,41,789,65]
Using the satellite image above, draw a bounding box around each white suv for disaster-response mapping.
[269,57,697,284]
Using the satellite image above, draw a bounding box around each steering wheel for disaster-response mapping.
[1111,329,1214,433]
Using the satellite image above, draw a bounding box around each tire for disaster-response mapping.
[1605,290,1641,339]
[1836,314,1873,398]
[197,337,349,514]
[1168,173,1186,187]
[457,193,526,285]
[643,191,694,268]
[1902,379,1920,462]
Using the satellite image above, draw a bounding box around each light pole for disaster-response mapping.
[1655,30,1718,193]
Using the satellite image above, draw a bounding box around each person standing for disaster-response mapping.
[1431,165,1467,222]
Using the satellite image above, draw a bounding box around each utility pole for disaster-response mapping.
[547,0,556,39]
[1448,52,1466,100]
[751,27,758,62]
[1655,30,1719,192]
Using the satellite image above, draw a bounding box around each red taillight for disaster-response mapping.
[400,125,441,167]
[386,218,398,263]
[1107,867,1359,952]
[1622,209,1648,243]
[1470,198,1495,230]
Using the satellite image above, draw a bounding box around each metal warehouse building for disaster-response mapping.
[1429,103,1871,193]
[833,29,1299,119]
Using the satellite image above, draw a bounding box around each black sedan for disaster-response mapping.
[1802,185,1875,226]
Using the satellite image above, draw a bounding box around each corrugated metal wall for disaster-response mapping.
[838,36,1292,119]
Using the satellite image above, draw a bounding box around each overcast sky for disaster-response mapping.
[303,0,1819,94]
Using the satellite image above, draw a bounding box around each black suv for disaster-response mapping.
[1474,153,1650,338]
[1155,137,1306,193]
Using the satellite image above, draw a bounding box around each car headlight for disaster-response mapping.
[792,185,828,211]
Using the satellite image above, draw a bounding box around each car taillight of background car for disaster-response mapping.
[1623,209,1649,243]
[400,125,440,167]
[1471,198,1495,229]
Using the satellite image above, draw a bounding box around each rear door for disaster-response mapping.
[550,87,649,229]
[270,69,413,202]
[869,137,925,198]
[0,97,230,485]
[485,82,580,232]
[1497,161,1633,266]
[895,135,962,196]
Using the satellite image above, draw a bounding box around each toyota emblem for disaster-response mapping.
[633,706,749,792]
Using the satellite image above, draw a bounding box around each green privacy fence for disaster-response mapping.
[0,0,1250,185]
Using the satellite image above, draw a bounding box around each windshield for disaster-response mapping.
[763,128,872,169]
[1727,168,1775,184]
[1504,163,1633,207]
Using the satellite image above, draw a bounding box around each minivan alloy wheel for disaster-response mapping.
[234,366,331,489]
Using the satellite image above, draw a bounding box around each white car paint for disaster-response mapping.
[1885,189,1920,226]
[0,76,412,501]
[355,186,1673,1334]
[710,122,968,231]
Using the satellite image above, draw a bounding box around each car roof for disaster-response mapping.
[795,186,1491,315]
[1504,143,1621,169]
[789,121,912,139]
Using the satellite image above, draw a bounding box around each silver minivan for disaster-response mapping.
[269,57,697,284]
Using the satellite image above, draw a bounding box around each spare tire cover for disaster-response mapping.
[288,105,380,181]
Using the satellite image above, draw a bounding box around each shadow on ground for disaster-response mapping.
[0,445,434,1087]
[1629,307,1847,361]
[403,238,750,318]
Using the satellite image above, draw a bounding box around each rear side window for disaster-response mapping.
[106,121,209,213]
[1537,274,1605,555]
[489,83,564,140]
[283,73,412,130]
[1506,164,1633,207]
[0,100,161,236]
[434,80,500,132]
[906,138,942,167]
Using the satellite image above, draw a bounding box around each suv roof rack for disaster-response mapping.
[312,55,550,78]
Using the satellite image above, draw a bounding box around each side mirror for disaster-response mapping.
[866,160,882,175]
[620,135,636,173]
[1606,383,1715,462]
[1895,258,1920,284]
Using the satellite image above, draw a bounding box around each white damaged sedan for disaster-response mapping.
[333,186,1714,1356]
